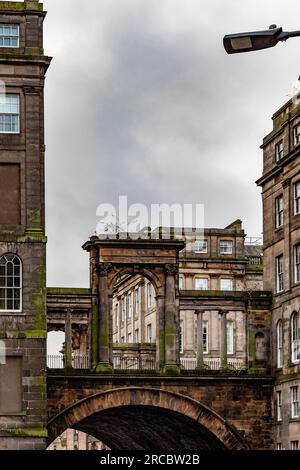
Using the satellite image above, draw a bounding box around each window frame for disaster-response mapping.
[194,239,208,253]
[294,124,300,146]
[275,140,284,161]
[0,253,22,313]
[226,321,234,355]
[291,386,299,419]
[0,94,20,134]
[0,24,19,49]
[275,195,284,229]
[291,441,299,450]
[276,320,283,369]
[147,283,152,309]
[276,255,284,294]
[294,244,300,284]
[291,312,299,364]
[146,323,152,343]
[294,181,300,215]
[194,277,208,291]
[220,278,233,291]
[276,390,282,422]
[219,240,233,255]
[114,303,118,328]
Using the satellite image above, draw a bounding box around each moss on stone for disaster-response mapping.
[0,1,43,12]
[0,330,46,339]
[3,428,47,438]
[47,287,91,295]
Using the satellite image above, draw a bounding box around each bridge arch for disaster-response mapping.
[47,387,249,450]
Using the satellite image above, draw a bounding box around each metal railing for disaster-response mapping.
[113,356,156,370]
[47,355,89,369]
[180,357,245,370]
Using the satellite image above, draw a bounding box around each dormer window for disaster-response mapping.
[0,24,19,48]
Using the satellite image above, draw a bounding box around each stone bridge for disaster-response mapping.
[47,372,274,450]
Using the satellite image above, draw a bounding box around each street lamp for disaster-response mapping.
[223,24,300,54]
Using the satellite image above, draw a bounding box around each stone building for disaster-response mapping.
[0,0,51,450]
[257,96,300,450]
[111,220,264,371]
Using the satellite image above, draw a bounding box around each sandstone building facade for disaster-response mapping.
[0,0,51,450]
[257,97,300,450]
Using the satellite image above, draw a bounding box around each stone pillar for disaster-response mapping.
[156,295,165,368]
[140,281,146,343]
[118,298,122,343]
[64,309,72,369]
[219,310,228,369]
[163,264,180,373]
[196,310,204,369]
[97,263,113,373]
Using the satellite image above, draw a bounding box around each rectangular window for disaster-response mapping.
[134,329,139,343]
[127,293,132,319]
[0,94,20,133]
[275,195,284,228]
[276,443,282,451]
[146,324,152,343]
[121,298,126,322]
[127,332,132,343]
[291,441,299,450]
[294,181,300,215]
[295,245,300,284]
[220,279,233,291]
[203,321,208,354]
[179,277,184,290]
[294,124,300,146]
[180,319,184,353]
[134,288,140,315]
[275,140,284,161]
[276,391,282,422]
[276,255,284,293]
[227,321,234,354]
[291,386,299,419]
[195,278,208,290]
[219,240,233,255]
[147,283,152,309]
[194,240,208,253]
[114,303,118,327]
[0,24,19,48]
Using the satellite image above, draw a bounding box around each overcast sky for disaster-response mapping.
[43,0,300,288]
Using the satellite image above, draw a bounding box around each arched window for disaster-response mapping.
[276,320,283,368]
[291,312,299,364]
[0,254,22,312]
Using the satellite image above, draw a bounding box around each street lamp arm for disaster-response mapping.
[223,25,300,54]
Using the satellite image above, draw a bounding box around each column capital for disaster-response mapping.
[218,309,228,316]
[98,262,113,277]
[165,264,178,276]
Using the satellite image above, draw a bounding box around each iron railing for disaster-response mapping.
[113,356,156,370]
[47,355,89,369]
[180,357,245,370]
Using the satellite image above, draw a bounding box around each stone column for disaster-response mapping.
[140,281,146,343]
[118,298,122,343]
[163,264,180,373]
[97,262,113,373]
[156,295,165,368]
[64,309,72,369]
[219,310,228,369]
[196,310,204,369]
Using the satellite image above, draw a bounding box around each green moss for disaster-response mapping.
[159,329,165,366]
[0,1,43,12]
[47,287,91,295]
[3,429,47,438]
[161,364,181,376]
[95,362,113,374]
[31,257,46,332]
[0,330,46,339]
[165,326,174,348]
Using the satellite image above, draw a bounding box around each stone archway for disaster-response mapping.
[47,387,249,450]
[83,238,185,372]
